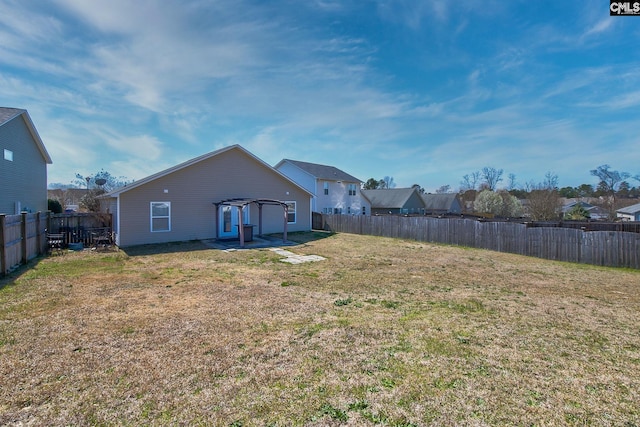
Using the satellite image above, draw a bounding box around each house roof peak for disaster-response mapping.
[278,159,361,183]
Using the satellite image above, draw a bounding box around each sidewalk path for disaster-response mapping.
[269,248,326,264]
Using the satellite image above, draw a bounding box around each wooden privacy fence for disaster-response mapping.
[48,213,112,247]
[0,212,49,276]
[319,214,640,269]
[0,212,113,276]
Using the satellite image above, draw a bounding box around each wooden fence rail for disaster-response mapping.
[47,213,112,247]
[0,212,50,276]
[0,212,112,276]
[319,214,640,269]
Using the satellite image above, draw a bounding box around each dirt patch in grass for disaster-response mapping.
[1,234,639,426]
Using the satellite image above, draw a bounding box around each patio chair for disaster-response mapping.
[47,233,65,255]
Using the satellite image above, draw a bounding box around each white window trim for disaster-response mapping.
[150,202,171,232]
[286,201,296,224]
[4,149,13,161]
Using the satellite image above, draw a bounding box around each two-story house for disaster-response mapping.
[275,159,369,215]
[0,108,52,214]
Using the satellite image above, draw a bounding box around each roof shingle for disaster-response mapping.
[279,159,361,183]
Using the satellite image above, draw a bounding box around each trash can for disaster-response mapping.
[242,224,254,242]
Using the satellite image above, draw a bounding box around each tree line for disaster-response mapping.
[48,170,133,213]
[364,165,639,221]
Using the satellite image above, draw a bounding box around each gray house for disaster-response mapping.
[360,188,425,215]
[422,193,463,215]
[275,159,369,215]
[100,145,312,247]
[562,200,608,220]
[0,108,52,214]
[617,202,640,221]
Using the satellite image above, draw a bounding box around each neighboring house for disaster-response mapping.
[562,200,609,220]
[275,159,369,215]
[360,188,426,215]
[422,193,463,215]
[0,108,52,214]
[100,145,313,247]
[617,202,640,221]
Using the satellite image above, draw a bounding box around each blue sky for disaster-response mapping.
[1,0,639,192]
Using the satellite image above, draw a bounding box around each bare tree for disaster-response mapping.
[460,171,481,191]
[380,176,396,189]
[507,173,517,191]
[435,185,451,194]
[481,167,503,191]
[542,171,559,190]
[590,165,630,218]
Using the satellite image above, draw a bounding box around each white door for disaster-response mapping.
[219,206,249,238]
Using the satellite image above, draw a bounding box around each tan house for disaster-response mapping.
[101,145,312,247]
[0,108,52,214]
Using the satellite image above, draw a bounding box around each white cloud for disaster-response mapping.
[582,18,614,38]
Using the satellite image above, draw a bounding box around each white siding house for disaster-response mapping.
[617,202,640,221]
[275,159,369,215]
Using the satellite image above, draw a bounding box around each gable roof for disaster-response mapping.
[360,188,421,209]
[0,107,52,164]
[562,200,594,212]
[104,144,312,197]
[275,159,361,183]
[422,193,460,211]
[617,202,640,215]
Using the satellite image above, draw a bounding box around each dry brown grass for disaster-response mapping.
[1,232,639,426]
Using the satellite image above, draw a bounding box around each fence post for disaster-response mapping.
[21,212,28,265]
[36,211,42,256]
[0,214,6,275]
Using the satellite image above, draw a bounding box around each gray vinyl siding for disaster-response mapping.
[116,148,311,247]
[0,115,48,214]
[276,162,316,195]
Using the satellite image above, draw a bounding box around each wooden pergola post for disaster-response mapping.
[283,204,288,243]
[213,203,219,240]
[213,198,290,246]
[238,205,245,248]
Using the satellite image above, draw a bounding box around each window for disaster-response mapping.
[4,149,13,161]
[362,206,366,215]
[334,207,342,214]
[323,181,329,195]
[348,183,357,196]
[286,201,296,223]
[322,207,332,214]
[151,202,171,232]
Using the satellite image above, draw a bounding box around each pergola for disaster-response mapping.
[212,198,289,248]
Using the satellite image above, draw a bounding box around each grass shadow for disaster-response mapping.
[271,230,335,245]
[121,240,211,257]
[120,232,335,257]
[0,255,49,290]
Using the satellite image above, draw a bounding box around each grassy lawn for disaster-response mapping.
[1,232,639,426]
